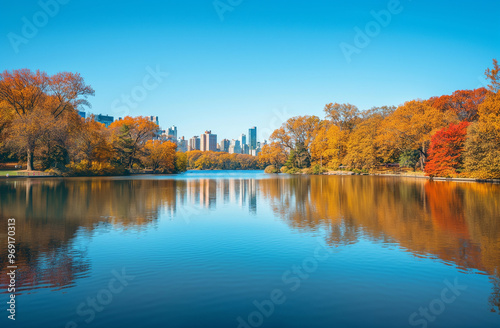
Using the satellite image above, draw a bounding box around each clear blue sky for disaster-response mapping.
[1,0,499,141]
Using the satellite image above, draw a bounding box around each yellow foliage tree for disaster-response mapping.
[142,140,177,173]
[464,67,500,178]
[378,100,448,170]
[344,115,382,169]
[109,116,159,169]
[310,122,343,168]
[258,142,287,168]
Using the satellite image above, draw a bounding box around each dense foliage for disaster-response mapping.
[0,69,185,176]
[259,59,500,179]
[185,151,263,170]
[425,122,469,177]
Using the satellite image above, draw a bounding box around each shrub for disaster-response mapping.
[264,165,279,174]
[66,160,125,176]
[311,164,326,175]
[281,166,300,174]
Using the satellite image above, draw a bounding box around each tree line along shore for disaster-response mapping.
[1,59,499,178]
[259,59,500,179]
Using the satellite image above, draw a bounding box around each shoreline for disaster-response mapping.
[1,170,499,184]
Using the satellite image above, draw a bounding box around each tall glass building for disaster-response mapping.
[248,126,257,150]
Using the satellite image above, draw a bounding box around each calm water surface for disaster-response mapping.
[0,171,499,328]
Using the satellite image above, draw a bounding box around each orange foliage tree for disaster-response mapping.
[425,121,469,177]
[258,142,287,168]
[0,69,94,170]
[109,116,159,169]
[379,100,447,171]
[142,140,177,173]
[70,116,113,164]
[269,115,320,168]
[426,88,489,121]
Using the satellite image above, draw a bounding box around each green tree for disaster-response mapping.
[399,150,420,171]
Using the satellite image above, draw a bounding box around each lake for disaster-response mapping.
[0,171,499,328]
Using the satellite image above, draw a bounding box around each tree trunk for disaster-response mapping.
[419,142,426,171]
[27,147,34,171]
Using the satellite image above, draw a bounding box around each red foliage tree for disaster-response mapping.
[426,88,489,121]
[425,121,470,177]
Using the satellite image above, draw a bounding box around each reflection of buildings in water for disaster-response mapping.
[2,176,499,312]
[180,178,258,215]
[249,179,257,215]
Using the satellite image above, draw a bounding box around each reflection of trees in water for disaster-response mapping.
[1,176,499,311]
[0,178,179,293]
[0,177,260,293]
[259,176,500,312]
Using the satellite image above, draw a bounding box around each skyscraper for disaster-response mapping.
[248,126,257,150]
[240,134,246,146]
[229,139,241,154]
[147,116,159,126]
[95,114,114,127]
[177,136,188,152]
[167,126,177,139]
[201,130,217,152]
[189,136,201,151]
[219,139,230,152]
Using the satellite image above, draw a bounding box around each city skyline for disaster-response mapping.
[80,109,263,154]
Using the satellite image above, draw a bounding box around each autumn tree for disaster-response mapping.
[270,115,320,169]
[309,103,362,169]
[258,143,287,169]
[0,69,94,170]
[463,60,500,178]
[5,107,57,168]
[485,58,500,93]
[70,115,112,165]
[175,152,188,172]
[343,107,394,169]
[323,102,360,132]
[109,116,159,170]
[0,100,15,161]
[379,100,448,171]
[37,109,78,170]
[310,121,342,168]
[464,88,500,178]
[425,121,469,177]
[426,88,489,121]
[141,140,177,173]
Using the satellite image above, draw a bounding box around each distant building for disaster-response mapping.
[177,136,188,152]
[229,139,241,154]
[240,134,247,146]
[95,114,114,127]
[241,144,249,155]
[200,134,208,152]
[219,139,230,153]
[165,126,177,143]
[146,116,159,126]
[167,126,177,139]
[78,111,86,119]
[157,129,166,140]
[248,126,257,150]
[189,136,201,151]
[201,130,217,152]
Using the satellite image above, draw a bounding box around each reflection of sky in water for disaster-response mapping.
[0,172,499,327]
